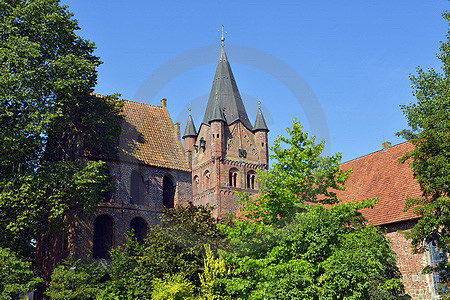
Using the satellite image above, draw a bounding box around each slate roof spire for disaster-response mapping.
[183,114,197,138]
[253,107,269,132]
[202,46,253,130]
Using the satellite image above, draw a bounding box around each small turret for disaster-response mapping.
[183,114,197,167]
[209,103,225,159]
[253,107,269,166]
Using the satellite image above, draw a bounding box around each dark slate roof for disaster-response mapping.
[253,108,269,132]
[210,102,225,123]
[335,142,421,226]
[202,46,253,130]
[183,114,197,138]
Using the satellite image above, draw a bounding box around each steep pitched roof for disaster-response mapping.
[336,142,421,226]
[202,46,253,130]
[183,114,197,138]
[253,108,269,131]
[93,95,190,172]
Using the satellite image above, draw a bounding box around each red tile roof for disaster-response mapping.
[91,94,190,172]
[121,99,190,172]
[336,142,422,226]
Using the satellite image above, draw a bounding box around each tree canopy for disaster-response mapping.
[0,1,123,293]
[397,12,450,292]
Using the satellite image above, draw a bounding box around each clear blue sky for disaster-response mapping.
[62,0,448,162]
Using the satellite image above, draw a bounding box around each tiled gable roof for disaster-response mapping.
[336,142,421,226]
[119,99,190,172]
[91,94,190,172]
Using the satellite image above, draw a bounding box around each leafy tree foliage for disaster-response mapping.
[222,204,402,300]
[0,247,42,300]
[0,0,122,261]
[46,257,106,300]
[220,122,402,299]
[397,12,450,291]
[239,121,351,225]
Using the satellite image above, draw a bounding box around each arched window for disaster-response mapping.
[193,175,199,194]
[163,175,175,208]
[130,170,145,205]
[203,170,211,190]
[229,168,239,187]
[93,214,114,259]
[130,217,148,245]
[247,170,256,189]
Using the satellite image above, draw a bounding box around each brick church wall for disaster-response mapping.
[73,161,191,260]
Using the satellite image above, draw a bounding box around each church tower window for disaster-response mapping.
[229,168,239,187]
[93,214,114,259]
[247,170,256,189]
[130,217,148,245]
[163,175,175,208]
[203,170,211,190]
[130,170,145,205]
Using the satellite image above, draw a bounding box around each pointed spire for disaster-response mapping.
[253,107,269,132]
[202,46,253,130]
[183,114,197,138]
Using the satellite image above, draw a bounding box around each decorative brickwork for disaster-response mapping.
[183,46,269,217]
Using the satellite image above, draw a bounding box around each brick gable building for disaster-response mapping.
[336,142,443,299]
[72,97,192,260]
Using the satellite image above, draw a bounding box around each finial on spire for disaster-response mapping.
[219,25,226,46]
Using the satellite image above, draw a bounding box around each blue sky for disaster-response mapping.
[62,0,448,162]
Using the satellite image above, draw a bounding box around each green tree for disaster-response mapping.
[0,247,42,300]
[0,0,122,262]
[221,122,402,299]
[46,257,106,300]
[237,121,351,225]
[397,12,450,291]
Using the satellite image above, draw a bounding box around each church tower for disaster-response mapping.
[183,43,269,217]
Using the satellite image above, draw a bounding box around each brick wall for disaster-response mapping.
[384,220,439,299]
[73,160,192,260]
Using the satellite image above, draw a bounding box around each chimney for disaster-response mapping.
[160,98,167,108]
[173,122,181,141]
[382,141,392,152]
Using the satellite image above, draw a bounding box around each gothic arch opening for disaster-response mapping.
[193,175,199,195]
[93,214,114,259]
[247,170,256,189]
[130,217,148,245]
[130,170,145,205]
[163,175,175,208]
[203,170,211,190]
[229,168,239,187]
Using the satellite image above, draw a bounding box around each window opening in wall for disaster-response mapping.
[93,214,113,259]
[203,170,211,190]
[163,175,175,208]
[130,170,145,205]
[193,175,199,194]
[130,217,148,245]
[428,238,449,295]
[247,171,256,189]
[229,168,238,187]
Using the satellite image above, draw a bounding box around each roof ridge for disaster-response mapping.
[341,141,412,165]
[91,92,163,109]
